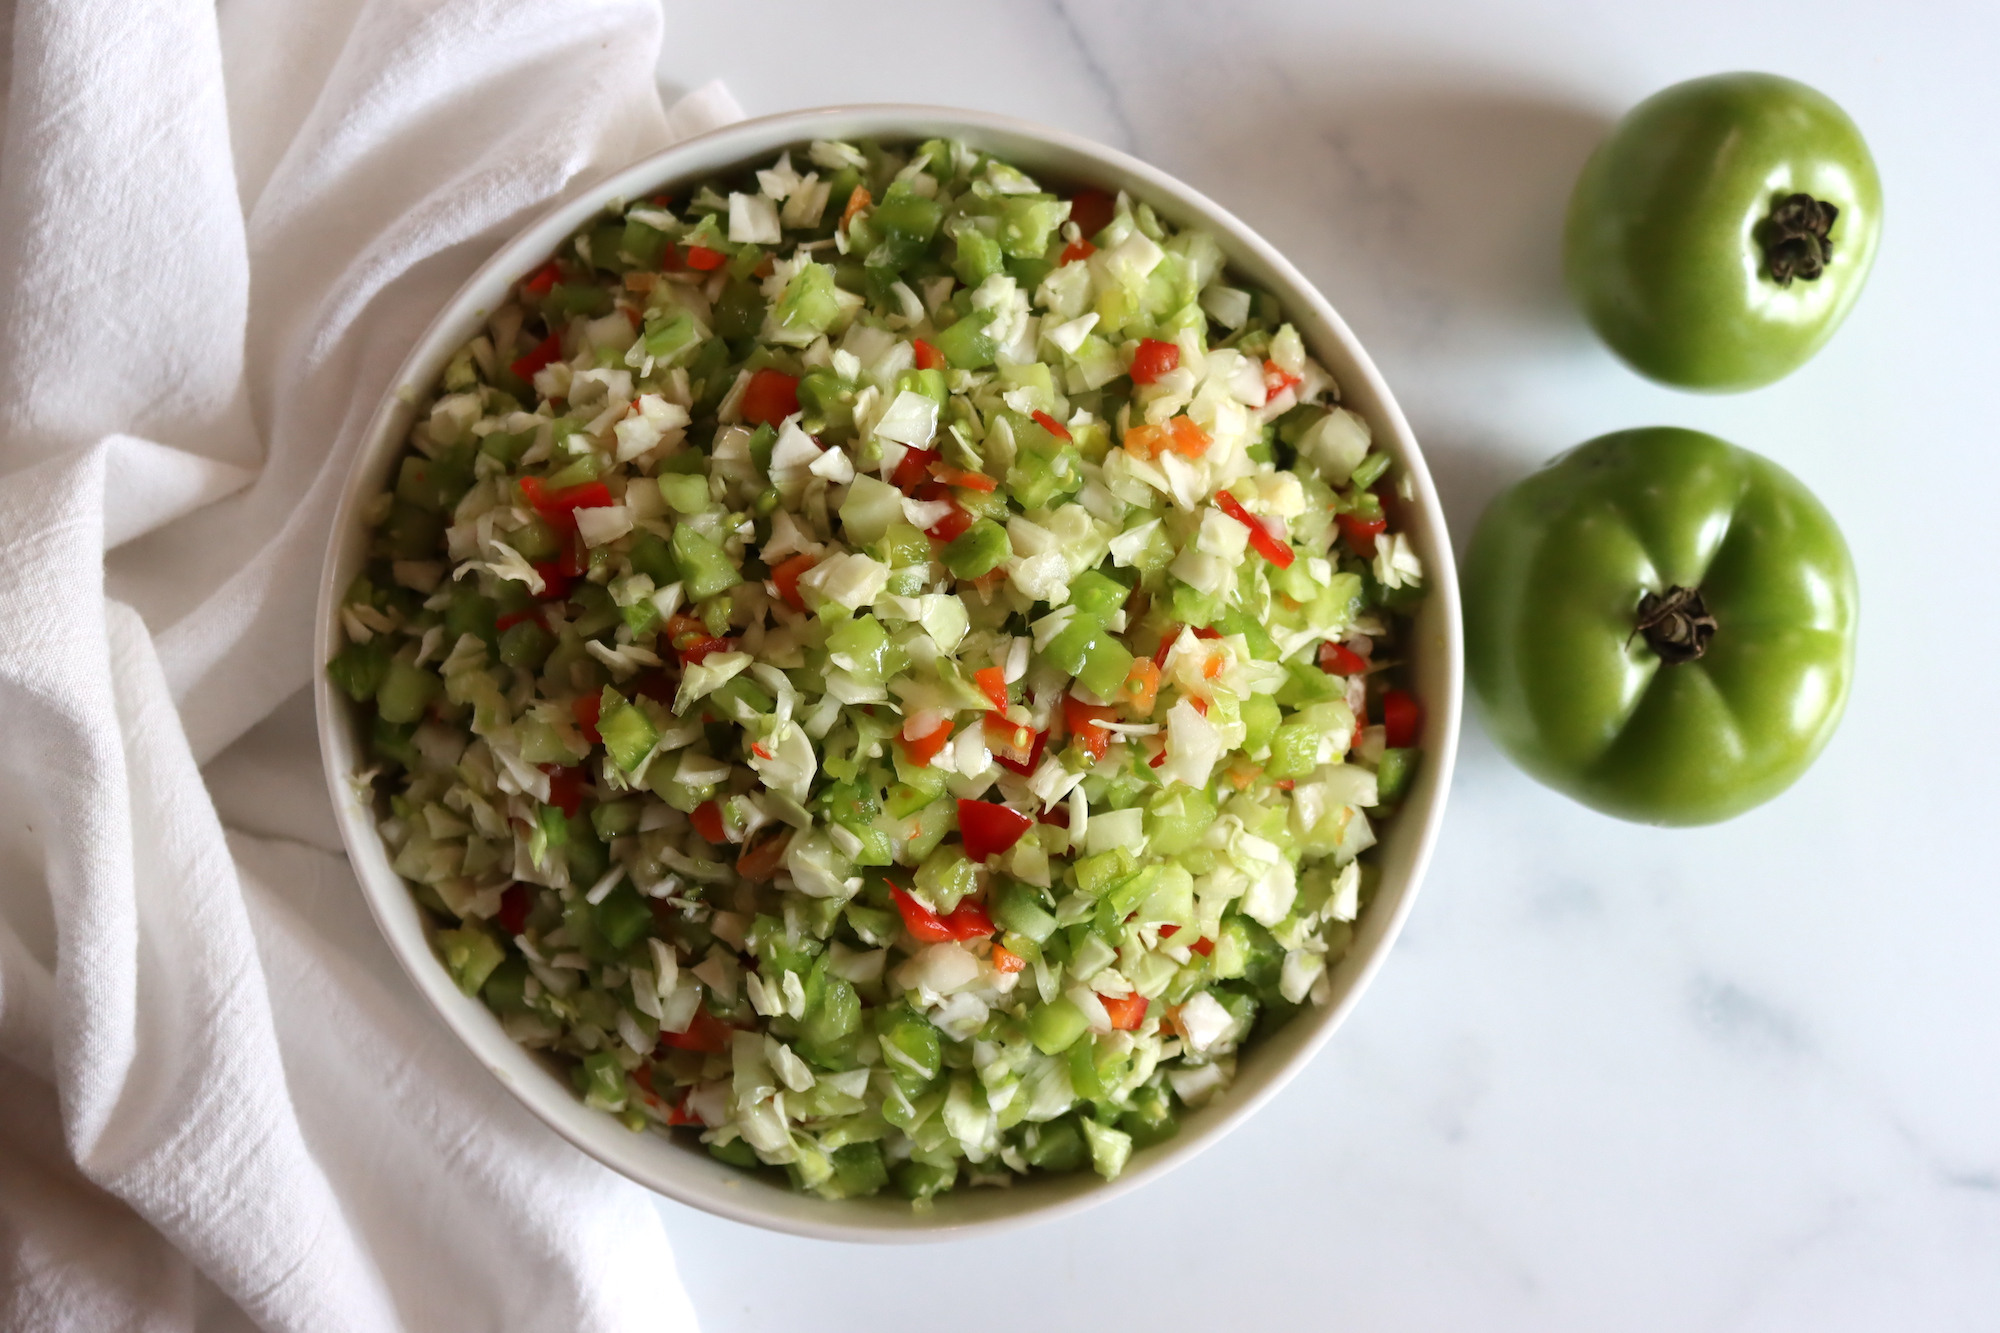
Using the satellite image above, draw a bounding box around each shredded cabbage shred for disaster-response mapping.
[330,138,1426,1208]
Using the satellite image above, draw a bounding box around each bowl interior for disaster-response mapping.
[315,105,1463,1241]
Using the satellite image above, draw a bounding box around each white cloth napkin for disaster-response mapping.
[0,0,743,1327]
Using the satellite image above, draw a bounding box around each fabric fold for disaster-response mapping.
[0,0,742,1326]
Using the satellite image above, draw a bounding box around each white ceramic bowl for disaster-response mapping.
[316,105,1462,1242]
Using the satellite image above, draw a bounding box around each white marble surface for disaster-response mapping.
[640,1,2000,1328]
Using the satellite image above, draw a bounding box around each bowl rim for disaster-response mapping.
[314,102,1463,1243]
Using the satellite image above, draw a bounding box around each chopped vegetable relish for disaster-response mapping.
[331,137,1426,1205]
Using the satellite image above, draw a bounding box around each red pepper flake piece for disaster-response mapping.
[677,635,734,667]
[1059,238,1096,266]
[991,943,1027,974]
[1262,358,1303,403]
[684,244,727,271]
[1190,937,1215,958]
[1216,490,1295,569]
[1031,409,1072,441]
[495,608,541,633]
[912,338,945,371]
[942,900,997,941]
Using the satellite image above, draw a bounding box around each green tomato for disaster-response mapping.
[1463,428,1856,825]
[1564,73,1883,391]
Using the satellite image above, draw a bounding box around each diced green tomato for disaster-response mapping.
[593,882,652,950]
[578,1050,625,1109]
[951,229,1003,287]
[903,793,955,862]
[498,620,554,670]
[997,195,1066,258]
[620,217,669,270]
[376,659,442,725]
[709,1138,760,1168]
[801,972,861,1047]
[913,844,980,915]
[941,519,1009,579]
[1024,1115,1089,1172]
[878,1006,942,1082]
[480,429,534,467]
[932,313,996,369]
[482,957,531,1013]
[1266,722,1321,779]
[445,585,498,644]
[1080,1116,1133,1180]
[1075,636,1135,700]
[895,367,948,408]
[437,926,504,995]
[769,261,842,341]
[598,692,660,771]
[1039,613,1104,678]
[1028,996,1089,1054]
[826,1142,890,1198]
[371,717,421,770]
[591,799,640,840]
[710,278,766,341]
[1119,1082,1181,1148]
[670,525,741,599]
[893,1159,956,1201]
[1376,747,1419,803]
[657,472,711,514]
[1066,570,1128,621]
[328,638,391,702]
[992,881,1058,943]
[1240,694,1282,756]
[381,501,444,560]
[548,283,613,318]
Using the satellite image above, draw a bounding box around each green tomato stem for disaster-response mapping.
[1632,585,1717,665]
[1759,193,1839,286]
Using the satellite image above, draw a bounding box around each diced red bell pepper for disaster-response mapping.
[989,720,1047,776]
[1338,511,1387,558]
[495,608,541,633]
[1152,626,1182,667]
[925,499,974,544]
[659,1008,733,1054]
[990,943,1027,974]
[891,446,937,494]
[1100,992,1148,1030]
[1190,937,1214,957]
[1063,695,1119,761]
[736,829,792,882]
[973,666,1009,710]
[677,635,734,666]
[684,244,727,271]
[1059,239,1096,266]
[898,718,956,768]
[1165,416,1211,458]
[957,799,1033,862]
[1031,409,1072,441]
[912,338,945,371]
[1382,688,1423,749]
[1262,359,1303,403]
[1068,188,1116,239]
[542,764,583,818]
[572,691,602,743]
[1216,490,1295,569]
[690,800,727,845]
[739,368,800,428]
[497,884,532,936]
[1129,338,1180,385]
[666,1094,703,1127]
[769,553,816,612]
[1036,806,1070,828]
[509,330,563,382]
[931,462,997,492]
[943,900,997,941]
[522,261,562,298]
[519,476,615,525]
[1320,641,1368,676]
[531,562,571,602]
[889,884,955,944]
